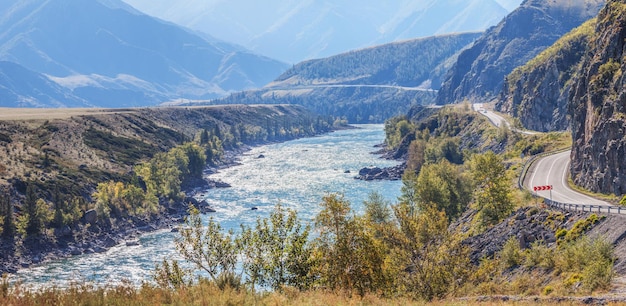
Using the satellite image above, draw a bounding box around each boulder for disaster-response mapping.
[83,209,97,224]
[103,237,118,248]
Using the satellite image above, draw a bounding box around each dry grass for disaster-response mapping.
[0,107,138,121]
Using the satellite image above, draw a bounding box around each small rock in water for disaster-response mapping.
[251,207,258,211]
[344,170,351,174]
[257,154,265,159]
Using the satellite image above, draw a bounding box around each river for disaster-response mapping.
[13,124,403,288]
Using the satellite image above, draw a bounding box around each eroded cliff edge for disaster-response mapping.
[570,0,626,195]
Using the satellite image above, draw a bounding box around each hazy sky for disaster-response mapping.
[122,0,524,63]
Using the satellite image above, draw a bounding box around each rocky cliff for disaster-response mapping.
[496,19,595,132]
[570,0,626,195]
[436,0,604,104]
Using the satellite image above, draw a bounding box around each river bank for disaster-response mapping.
[0,140,320,276]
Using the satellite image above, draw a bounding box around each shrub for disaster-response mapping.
[500,237,522,269]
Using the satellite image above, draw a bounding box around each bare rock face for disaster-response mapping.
[496,19,594,132]
[437,0,604,105]
[570,0,626,195]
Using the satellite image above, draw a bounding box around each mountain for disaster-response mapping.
[123,0,510,64]
[181,33,480,123]
[268,33,482,90]
[0,0,288,107]
[436,0,604,104]
[569,0,626,195]
[496,19,596,132]
[0,61,91,107]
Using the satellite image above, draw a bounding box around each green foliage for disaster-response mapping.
[468,151,513,226]
[154,259,190,289]
[400,160,471,221]
[389,204,470,300]
[363,192,392,226]
[500,237,522,269]
[134,142,206,201]
[92,181,159,219]
[384,117,415,150]
[83,128,155,164]
[17,183,51,237]
[51,187,82,228]
[557,214,602,243]
[311,194,387,296]
[175,208,240,283]
[0,191,14,238]
[239,203,312,291]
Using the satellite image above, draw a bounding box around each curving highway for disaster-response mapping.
[472,104,611,207]
[524,151,610,206]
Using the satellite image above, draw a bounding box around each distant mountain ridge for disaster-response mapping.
[0,61,90,108]
[182,33,480,123]
[123,0,518,63]
[268,33,482,90]
[0,0,288,107]
[436,0,604,104]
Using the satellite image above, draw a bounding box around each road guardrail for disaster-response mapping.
[519,149,624,215]
[543,198,625,215]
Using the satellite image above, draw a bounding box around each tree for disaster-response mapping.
[175,208,240,284]
[311,194,386,296]
[413,160,471,221]
[468,151,514,226]
[1,190,15,239]
[363,192,392,226]
[389,204,470,300]
[239,203,312,291]
[20,183,50,237]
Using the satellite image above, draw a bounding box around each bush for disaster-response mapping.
[500,237,522,269]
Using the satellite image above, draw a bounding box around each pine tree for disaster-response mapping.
[1,190,15,239]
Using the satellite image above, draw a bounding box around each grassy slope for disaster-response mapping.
[0,105,319,190]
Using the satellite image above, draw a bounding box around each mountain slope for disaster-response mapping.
[269,33,482,90]
[569,0,626,195]
[436,0,604,104]
[183,33,478,123]
[123,0,509,64]
[496,19,596,132]
[0,0,287,107]
[0,61,91,108]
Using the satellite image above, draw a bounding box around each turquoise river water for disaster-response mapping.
[13,124,402,288]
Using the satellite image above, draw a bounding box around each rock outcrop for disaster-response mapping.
[496,19,595,132]
[355,164,406,181]
[455,207,592,264]
[570,0,626,195]
[437,0,604,104]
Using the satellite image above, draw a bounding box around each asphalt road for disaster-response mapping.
[473,103,506,127]
[473,103,537,135]
[524,151,610,206]
[264,84,437,92]
[471,104,610,207]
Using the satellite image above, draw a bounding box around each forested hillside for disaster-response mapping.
[187,33,480,123]
[270,33,482,90]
